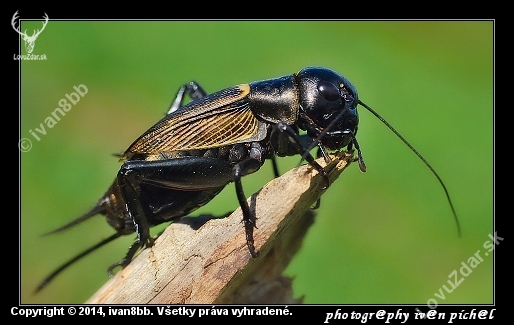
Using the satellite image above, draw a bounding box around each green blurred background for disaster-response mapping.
[20,21,493,304]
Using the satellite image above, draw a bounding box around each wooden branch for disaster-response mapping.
[86,152,354,304]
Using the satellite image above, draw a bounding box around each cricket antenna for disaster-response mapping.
[358,99,461,237]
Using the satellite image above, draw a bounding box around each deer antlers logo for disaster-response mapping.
[12,11,48,54]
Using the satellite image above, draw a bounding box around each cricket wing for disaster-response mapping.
[122,85,266,159]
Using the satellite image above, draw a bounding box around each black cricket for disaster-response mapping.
[36,67,461,291]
